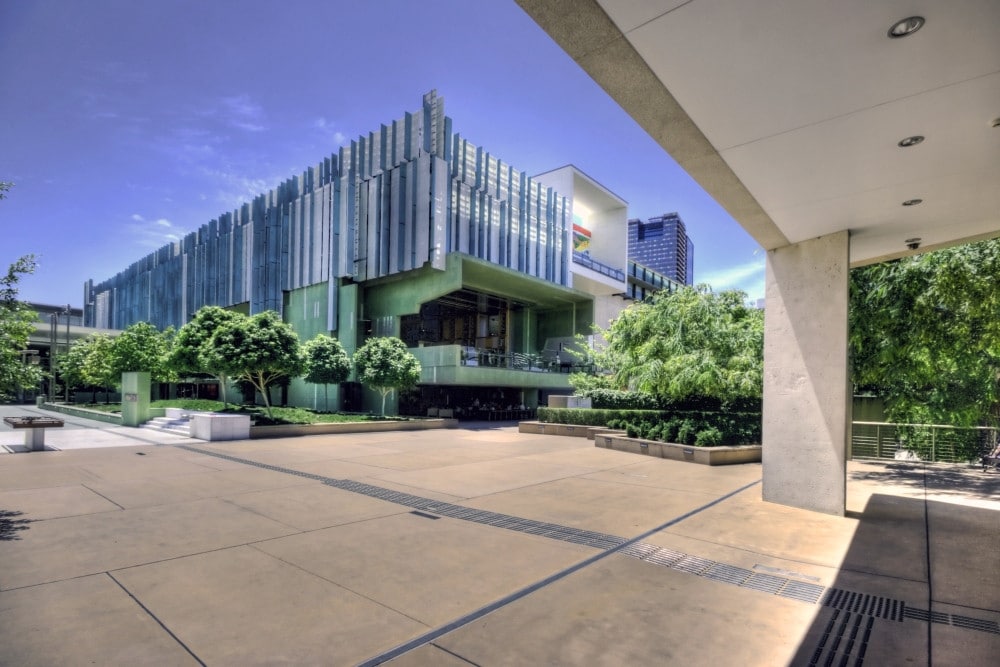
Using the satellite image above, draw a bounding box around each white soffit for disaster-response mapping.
[595,0,1000,264]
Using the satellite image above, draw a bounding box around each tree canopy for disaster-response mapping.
[0,255,42,400]
[109,321,174,383]
[302,333,352,412]
[353,336,421,416]
[168,306,243,406]
[81,333,117,402]
[601,285,763,406]
[206,310,303,418]
[850,238,1000,426]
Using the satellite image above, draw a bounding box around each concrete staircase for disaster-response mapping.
[140,415,192,437]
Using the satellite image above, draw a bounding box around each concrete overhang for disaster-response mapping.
[517,0,1000,266]
[459,255,595,309]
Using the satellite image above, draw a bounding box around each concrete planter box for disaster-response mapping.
[595,434,761,466]
[587,427,626,441]
[517,421,595,437]
[250,418,458,439]
[190,414,251,442]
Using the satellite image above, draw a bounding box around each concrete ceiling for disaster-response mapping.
[517,0,1000,265]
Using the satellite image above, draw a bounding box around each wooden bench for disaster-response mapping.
[3,416,65,451]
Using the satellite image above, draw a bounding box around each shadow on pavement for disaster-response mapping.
[849,461,1000,504]
[791,487,1000,665]
[0,509,31,541]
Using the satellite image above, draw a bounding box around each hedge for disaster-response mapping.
[538,407,761,447]
[575,388,659,410]
[536,408,666,426]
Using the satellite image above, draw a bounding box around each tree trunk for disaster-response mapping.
[324,384,329,413]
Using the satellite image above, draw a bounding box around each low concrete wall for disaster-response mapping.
[250,418,458,439]
[37,402,123,425]
[517,421,595,437]
[594,434,761,466]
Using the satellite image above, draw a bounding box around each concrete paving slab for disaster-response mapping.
[0,497,297,589]
[0,573,200,666]
[431,554,819,666]
[663,490,863,570]
[222,483,410,531]
[0,462,100,491]
[0,484,120,520]
[83,467,314,509]
[292,456,427,480]
[112,545,429,665]
[347,445,520,471]
[463,475,723,536]
[255,511,595,627]
[372,457,598,499]
[927,499,1000,610]
[513,444,653,470]
[582,456,763,496]
[383,643,479,666]
[929,601,1000,667]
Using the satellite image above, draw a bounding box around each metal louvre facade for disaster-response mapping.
[85,91,569,331]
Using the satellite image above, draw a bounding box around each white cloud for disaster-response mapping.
[696,256,766,301]
[127,214,189,248]
[313,117,347,147]
[221,94,266,132]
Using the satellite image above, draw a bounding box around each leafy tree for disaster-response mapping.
[353,336,421,416]
[302,334,352,412]
[206,310,303,419]
[0,181,12,200]
[82,333,117,403]
[168,306,243,407]
[60,337,96,402]
[850,238,1000,427]
[602,285,763,405]
[0,255,42,400]
[109,321,174,382]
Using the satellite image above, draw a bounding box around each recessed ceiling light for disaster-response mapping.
[897,135,924,147]
[888,16,924,38]
[902,199,923,206]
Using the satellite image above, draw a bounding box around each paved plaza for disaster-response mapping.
[1,408,998,665]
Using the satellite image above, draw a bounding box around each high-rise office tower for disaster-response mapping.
[627,212,693,285]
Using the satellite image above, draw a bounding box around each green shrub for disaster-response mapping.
[695,427,723,446]
[538,406,761,446]
[676,418,697,445]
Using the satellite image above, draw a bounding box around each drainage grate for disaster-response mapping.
[822,589,904,622]
[779,580,827,605]
[905,607,1000,634]
[809,609,874,667]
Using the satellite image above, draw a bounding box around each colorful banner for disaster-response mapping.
[573,223,591,253]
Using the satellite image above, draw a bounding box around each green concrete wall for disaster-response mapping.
[363,261,462,321]
[284,283,340,410]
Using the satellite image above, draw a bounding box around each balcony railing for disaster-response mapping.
[572,252,625,282]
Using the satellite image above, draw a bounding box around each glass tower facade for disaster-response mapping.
[626,212,694,285]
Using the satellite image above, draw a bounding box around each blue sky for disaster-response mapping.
[0,0,764,308]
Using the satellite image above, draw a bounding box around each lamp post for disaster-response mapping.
[49,312,58,401]
[63,304,71,402]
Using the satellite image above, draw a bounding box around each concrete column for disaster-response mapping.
[120,372,151,427]
[762,231,850,515]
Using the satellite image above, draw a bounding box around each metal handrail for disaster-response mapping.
[851,421,999,463]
